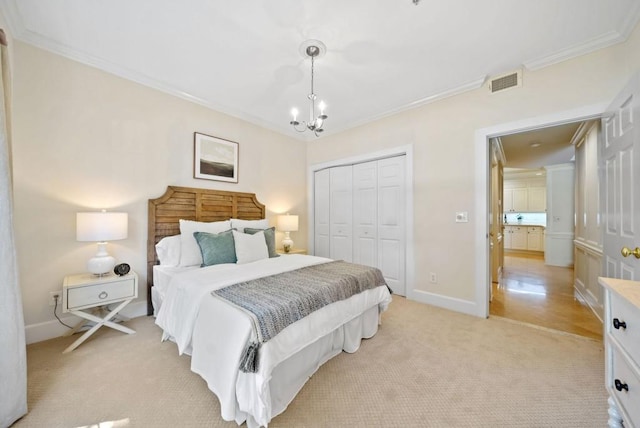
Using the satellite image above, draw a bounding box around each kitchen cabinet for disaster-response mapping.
[503,188,528,212]
[504,226,527,250]
[510,226,528,250]
[503,226,512,249]
[528,187,546,212]
[527,226,544,251]
[503,179,546,212]
[504,225,544,252]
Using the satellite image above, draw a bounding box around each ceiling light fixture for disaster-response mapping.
[290,40,328,137]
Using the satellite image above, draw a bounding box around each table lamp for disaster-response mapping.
[277,213,299,253]
[77,210,128,275]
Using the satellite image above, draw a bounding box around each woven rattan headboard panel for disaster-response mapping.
[146,186,265,314]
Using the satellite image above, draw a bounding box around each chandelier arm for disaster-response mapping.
[292,121,309,133]
[289,40,327,138]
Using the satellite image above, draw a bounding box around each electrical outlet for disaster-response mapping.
[49,291,62,307]
[429,272,437,284]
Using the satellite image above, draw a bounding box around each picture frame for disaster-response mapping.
[194,132,239,183]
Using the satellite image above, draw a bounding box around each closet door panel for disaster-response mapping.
[314,169,331,258]
[330,166,353,262]
[377,156,406,296]
[379,238,401,288]
[353,161,378,266]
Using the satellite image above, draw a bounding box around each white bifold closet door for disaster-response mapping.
[314,155,406,296]
[314,168,331,258]
[329,165,353,262]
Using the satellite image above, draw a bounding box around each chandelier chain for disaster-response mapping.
[310,54,315,96]
[289,40,327,137]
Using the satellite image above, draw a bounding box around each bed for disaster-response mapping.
[148,186,392,427]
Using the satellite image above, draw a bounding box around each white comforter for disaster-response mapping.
[155,255,392,427]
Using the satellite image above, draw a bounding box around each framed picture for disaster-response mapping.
[194,132,239,183]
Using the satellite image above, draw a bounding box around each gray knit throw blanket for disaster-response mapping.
[212,260,388,373]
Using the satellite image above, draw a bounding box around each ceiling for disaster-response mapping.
[500,121,584,171]
[2,1,640,141]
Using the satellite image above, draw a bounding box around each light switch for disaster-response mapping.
[455,212,468,223]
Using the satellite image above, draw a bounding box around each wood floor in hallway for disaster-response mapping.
[490,252,603,340]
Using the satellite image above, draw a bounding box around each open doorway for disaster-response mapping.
[487,121,602,339]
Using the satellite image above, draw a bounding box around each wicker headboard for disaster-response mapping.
[147,186,266,314]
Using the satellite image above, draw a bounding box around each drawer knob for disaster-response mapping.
[614,379,629,392]
[98,291,108,300]
[613,318,627,330]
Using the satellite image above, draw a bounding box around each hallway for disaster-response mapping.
[490,252,602,340]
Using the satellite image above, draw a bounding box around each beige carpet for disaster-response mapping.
[13,297,607,427]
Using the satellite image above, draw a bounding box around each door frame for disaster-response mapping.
[474,103,608,318]
[307,144,414,299]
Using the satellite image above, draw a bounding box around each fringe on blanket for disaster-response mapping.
[240,341,261,373]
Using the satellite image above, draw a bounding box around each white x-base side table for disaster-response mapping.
[62,271,138,353]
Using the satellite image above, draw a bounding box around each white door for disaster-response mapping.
[602,73,640,281]
[353,161,378,267]
[377,156,406,296]
[314,169,331,258]
[329,166,353,262]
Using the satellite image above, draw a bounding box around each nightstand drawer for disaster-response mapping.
[66,277,136,310]
[277,248,307,255]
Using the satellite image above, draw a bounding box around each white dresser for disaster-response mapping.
[600,277,640,428]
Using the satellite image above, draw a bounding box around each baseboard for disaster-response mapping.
[574,283,604,323]
[408,289,479,317]
[25,300,149,345]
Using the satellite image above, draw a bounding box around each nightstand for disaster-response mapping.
[277,248,307,255]
[62,271,138,353]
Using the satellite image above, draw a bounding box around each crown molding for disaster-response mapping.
[523,31,625,71]
[2,16,297,141]
[524,1,640,70]
[321,77,486,139]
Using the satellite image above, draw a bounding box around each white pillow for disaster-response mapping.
[179,219,232,266]
[232,230,268,264]
[230,218,269,233]
[155,235,181,267]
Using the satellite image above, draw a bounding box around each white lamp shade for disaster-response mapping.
[77,211,128,242]
[277,214,299,232]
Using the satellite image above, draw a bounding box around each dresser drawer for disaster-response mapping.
[609,291,640,361]
[66,277,136,310]
[611,349,640,425]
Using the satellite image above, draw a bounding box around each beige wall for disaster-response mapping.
[12,42,308,333]
[307,22,640,304]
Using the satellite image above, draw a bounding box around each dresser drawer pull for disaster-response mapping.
[98,291,108,300]
[613,318,627,330]
[614,379,629,392]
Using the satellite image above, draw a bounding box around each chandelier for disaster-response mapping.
[290,40,328,137]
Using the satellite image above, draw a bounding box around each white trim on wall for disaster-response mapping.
[307,145,415,300]
[474,103,608,318]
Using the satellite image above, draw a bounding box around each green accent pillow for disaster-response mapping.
[244,227,279,258]
[193,230,237,266]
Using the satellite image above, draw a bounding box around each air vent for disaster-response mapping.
[489,70,522,93]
